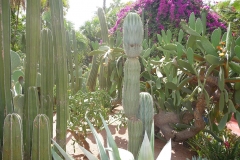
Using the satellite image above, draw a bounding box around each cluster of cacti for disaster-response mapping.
[122,12,154,158]
[0,0,69,158]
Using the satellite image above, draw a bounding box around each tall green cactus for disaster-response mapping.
[1,0,13,114]
[122,12,143,158]
[138,92,154,139]
[86,56,99,91]
[2,113,23,160]
[49,0,68,150]
[40,28,54,137]
[0,1,5,150]
[98,7,109,44]
[31,114,51,160]
[23,0,41,158]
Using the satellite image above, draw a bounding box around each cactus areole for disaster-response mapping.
[123,13,143,58]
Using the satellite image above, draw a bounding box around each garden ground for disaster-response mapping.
[53,107,240,160]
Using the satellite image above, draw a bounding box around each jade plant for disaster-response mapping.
[138,11,240,142]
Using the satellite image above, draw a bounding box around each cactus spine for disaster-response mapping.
[138,92,154,139]
[122,12,143,158]
[23,0,41,158]
[2,113,23,160]
[31,114,51,160]
[50,0,68,150]
[40,28,54,136]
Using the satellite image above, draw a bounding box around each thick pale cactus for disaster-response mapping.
[138,92,154,139]
[2,113,23,160]
[31,114,51,160]
[122,12,143,159]
[122,58,141,118]
[123,13,143,58]
[127,118,143,158]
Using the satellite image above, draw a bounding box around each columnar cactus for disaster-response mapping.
[31,114,51,160]
[127,118,143,158]
[23,0,41,158]
[40,28,54,136]
[122,12,143,158]
[49,0,68,150]
[138,92,154,139]
[1,0,13,115]
[2,113,23,160]
[97,7,109,44]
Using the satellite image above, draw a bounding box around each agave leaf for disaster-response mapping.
[52,139,74,160]
[51,148,63,160]
[85,116,109,160]
[138,132,154,160]
[156,139,172,160]
[99,114,121,160]
[79,145,98,160]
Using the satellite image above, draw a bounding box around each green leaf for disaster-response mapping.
[221,32,227,42]
[79,145,98,160]
[234,90,240,105]
[178,29,184,43]
[228,99,236,113]
[201,10,207,35]
[85,116,109,160]
[235,37,240,46]
[236,111,240,128]
[156,139,171,160]
[143,48,151,58]
[186,35,197,49]
[12,70,24,83]
[195,18,203,34]
[218,114,229,131]
[51,148,63,160]
[229,61,240,74]
[219,92,225,112]
[205,54,223,65]
[177,43,184,59]
[188,12,196,30]
[211,28,221,48]
[161,30,167,43]
[187,48,194,65]
[88,50,106,56]
[52,139,74,160]
[165,82,177,90]
[156,78,161,89]
[177,59,196,74]
[234,45,240,59]
[177,77,192,90]
[181,22,201,37]
[201,37,218,56]
[157,34,162,44]
[162,44,177,51]
[100,114,121,160]
[10,50,21,72]
[166,30,172,43]
[218,66,225,91]
[138,132,154,160]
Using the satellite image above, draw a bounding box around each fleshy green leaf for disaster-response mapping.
[79,145,98,160]
[138,132,154,160]
[52,139,74,160]
[218,114,229,131]
[100,114,121,160]
[156,139,172,160]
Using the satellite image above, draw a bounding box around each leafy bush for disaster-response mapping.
[188,128,240,160]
